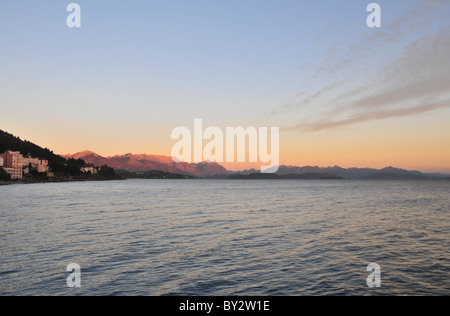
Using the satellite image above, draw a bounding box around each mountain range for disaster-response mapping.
[64,150,450,180]
[62,151,228,177]
[3,128,447,180]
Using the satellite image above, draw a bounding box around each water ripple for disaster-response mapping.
[0,179,449,295]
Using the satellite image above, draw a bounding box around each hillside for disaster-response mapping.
[0,130,89,175]
[1,130,65,165]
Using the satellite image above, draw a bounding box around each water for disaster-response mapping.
[0,179,449,296]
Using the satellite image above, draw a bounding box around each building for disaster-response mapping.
[0,156,3,167]
[81,165,98,175]
[23,157,50,174]
[1,151,23,179]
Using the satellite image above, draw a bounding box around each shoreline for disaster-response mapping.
[2,177,449,186]
[0,178,124,186]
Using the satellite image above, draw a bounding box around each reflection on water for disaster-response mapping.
[0,179,449,295]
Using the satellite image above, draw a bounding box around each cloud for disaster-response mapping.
[348,30,450,108]
[389,0,450,36]
[279,1,450,132]
[291,101,450,132]
[270,79,345,116]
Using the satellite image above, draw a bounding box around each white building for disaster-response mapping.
[23,157,50,174]
[81,166,98,174]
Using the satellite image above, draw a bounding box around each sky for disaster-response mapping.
[1,0,449,172]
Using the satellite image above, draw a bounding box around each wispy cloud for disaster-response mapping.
[389,0,450,36]
[290,28,450,132]
[276,0,450,132]
[271,79,345,116]
[289,101,450,132]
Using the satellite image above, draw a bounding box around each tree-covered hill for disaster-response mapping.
[0,129,85,176]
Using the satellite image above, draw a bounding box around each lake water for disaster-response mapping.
[0,179,449,296]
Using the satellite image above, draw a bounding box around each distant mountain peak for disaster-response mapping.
[78,150,99,156]
[62,150,101,160]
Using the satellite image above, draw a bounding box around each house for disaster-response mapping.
[81,165,98,175]
[23,156,50,174]
[1,151,23,179]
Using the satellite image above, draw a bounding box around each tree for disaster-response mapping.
[99,165,116,178]
[0,168,11,181]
